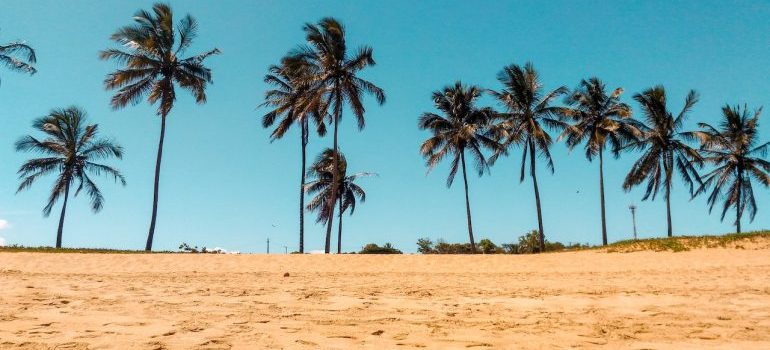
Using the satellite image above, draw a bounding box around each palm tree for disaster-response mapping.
[261,56,327,253]
[1,34,36,82]
[488,63,567,252]
[690,104,770,233]
[622,86,702,237]
[559,78,640,245]
[15,107,125,248]
[294,17,385,253]
[305,149,372,254]
[100,3,220,251]
[419,82,499,253]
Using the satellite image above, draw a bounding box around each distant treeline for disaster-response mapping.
[417,230,588,254]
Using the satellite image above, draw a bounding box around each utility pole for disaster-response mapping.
[283,245,288,254]
[629,203,638,240]
[266,237,270,254]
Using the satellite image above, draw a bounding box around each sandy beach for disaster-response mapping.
[1,248,769,349]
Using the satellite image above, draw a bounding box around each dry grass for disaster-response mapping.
[604,230,770,253]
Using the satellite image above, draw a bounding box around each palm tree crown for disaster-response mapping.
[419,82,499,253]
[0,35,36,82]
[100,3,220,115]
[488,62,567,252]
[15,107,125,247]
[261,56,327,139]
[292,17,385,253]
[691,104,770,233]
[560,77,640,245]
[622,86,702,237]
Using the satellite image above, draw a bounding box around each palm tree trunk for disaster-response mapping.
[736,167,743,234]
[324,105,340,254]
[55,182,71,249]
[665,178,673,238]
[299,120,308,253]
[460,150,476,253]
[599,148,608,246]
[146,114,167,251]
[529,140,545,252]
[337,195,343,254]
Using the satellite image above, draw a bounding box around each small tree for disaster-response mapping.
[416,238,434,254]
[477,238,500,254]
[359,243,402,254]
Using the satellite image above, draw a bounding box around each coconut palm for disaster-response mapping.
[622,86,702,237]
[0,35,36,82]
[15,107,125,248]
[100,3,220,251]
[419,82,499,253]
[293,17,385,253]
[559,78,641,245]
[305,149,373,254]
[488,63,568,252]
[260,56,327,253]
[690,104,770,233]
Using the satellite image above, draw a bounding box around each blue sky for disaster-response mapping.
[1,1,769,253]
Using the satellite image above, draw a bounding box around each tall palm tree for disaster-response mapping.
[622,86,702,237]
[100,3,220,251]
[0,34,37,82]
[419,82,499,253]
[488,63,567,252]
[690,104,770,233]
[261,56,327,253]
[559,78,640,245]
[305,149,372,254]
[15,107,125,248]
[294,17,385,253]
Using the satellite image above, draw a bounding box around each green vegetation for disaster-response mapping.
[0,245,168,254]
[417,230,589,254]
[358,243,402,254]
[605,230,770,253]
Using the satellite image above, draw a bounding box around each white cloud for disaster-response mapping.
[0,220,10,246]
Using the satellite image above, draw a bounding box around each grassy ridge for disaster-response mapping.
[0,246,172,254]
[604,230,770,252]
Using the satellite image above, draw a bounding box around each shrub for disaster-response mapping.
[359,243,403,254]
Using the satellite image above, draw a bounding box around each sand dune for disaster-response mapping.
[1,248,769,349]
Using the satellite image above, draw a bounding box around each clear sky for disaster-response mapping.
[1,0,769,253]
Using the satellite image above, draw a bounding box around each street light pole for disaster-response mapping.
[629,204,638,240]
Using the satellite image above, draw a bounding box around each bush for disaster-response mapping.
[416,231,586,254]
[358,243,403,254]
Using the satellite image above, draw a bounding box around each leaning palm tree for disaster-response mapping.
[1,34,37,82]
[294,18,385,253]
[690,104,770,233]
[260,56,327,253]
[419,82,499,253]
[622,86,702,237]
[488,63,567,252]
[559,78,641,245]
[15,107,125,248]
[100,3,220,251]
[305,149,372,254]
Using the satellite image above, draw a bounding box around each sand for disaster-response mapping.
[0,248,769,349]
